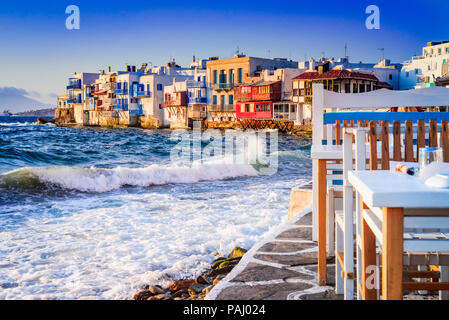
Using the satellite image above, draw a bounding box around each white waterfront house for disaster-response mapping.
[66,72,99,124]
[400,41,449,90]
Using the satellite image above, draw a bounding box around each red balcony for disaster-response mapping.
[234,81,282,102]
[162,92,187,108]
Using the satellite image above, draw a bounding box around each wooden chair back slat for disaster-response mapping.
[369,120,378,170]
[405,120,414,162]
[381,121,390,170]
[429,119,438,148]
[393,120,402,161]
[417,120,426,162]
[335,120,341,146]
[442,120,449,163]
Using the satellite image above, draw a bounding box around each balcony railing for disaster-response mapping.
[115,88,128,95]
[136,91,151,97]
[113,104,129,111]
[210,83,234,90]
[162,99,186,108]
[273,112,297,121]
[67,82,82,90]
[187,81,207,88]
[67,98,79,104]
[207,104,235,112]
[188,97,207,104]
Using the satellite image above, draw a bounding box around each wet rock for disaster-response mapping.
[133,289,153,300]
[172,289,189,298]
[148,285,165,295]
[147,294,166,301]
[228,247,247,259]
[167,279,194,292]
[203,285,213,295]
[211,257,227,269]
[188,283,208,296]
[213,274,226,285]
[218,260,238,269]
[37,117,54,125]
[206,265,235,277]
[195,275,210,285]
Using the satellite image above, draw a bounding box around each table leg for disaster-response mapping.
[382,207,404,300]
[317,159,327,285]
[361,202,377,300]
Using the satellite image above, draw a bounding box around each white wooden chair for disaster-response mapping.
[341,126,449,300]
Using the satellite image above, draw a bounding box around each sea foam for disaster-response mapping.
[1,161,259,193]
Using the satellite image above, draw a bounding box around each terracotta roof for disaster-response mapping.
[317,69,379,81]
[292,71,320,80]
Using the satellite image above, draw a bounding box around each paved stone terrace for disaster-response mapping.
[207,209,342,300]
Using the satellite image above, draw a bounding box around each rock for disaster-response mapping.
[196,294,206,300]
[206,265,235,277]
[133,289,153,300]
[148,285,165,295]
[37,117,54,125]
[195,275,210,285]
[188,283,208,296]
[213,274,226,285]
[172,289,189,298]
[147,294,166,301]
[218,260,238,269]
[167,279,194,292]
[211,257,227,269]
[202,285,213,295]
[228,247,247,259]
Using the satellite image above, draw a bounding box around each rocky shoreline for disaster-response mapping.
[132,247,247,301]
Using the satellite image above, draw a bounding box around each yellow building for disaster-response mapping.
[206,55,298,122]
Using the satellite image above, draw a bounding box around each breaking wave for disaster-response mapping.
[0,161,259,193]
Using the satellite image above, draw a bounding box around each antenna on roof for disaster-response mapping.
[344,43,348,60]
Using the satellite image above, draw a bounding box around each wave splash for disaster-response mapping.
[0,161,259,193]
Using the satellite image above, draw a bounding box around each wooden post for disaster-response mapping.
[393,120,401,161]
[429,119,437,148]
[317,159,327,286]
[381,121,390,170]
[417,120,426,162]
[369,121,378,170]
[382,207,404,300]
[442,120,449,163]
[361,202,377,300]
[336,120,341,146]
[405,120,414,162]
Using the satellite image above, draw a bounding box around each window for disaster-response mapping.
[219,70,226,84]
[293,89,299,96]
[389,74,393,80]
[220,95,225,105]
[228,95,233,105]
[353,83,358,93]
[359,84,365,93]
[267,104,271,112]
[438,48,442,55]
[213,70,218,84]
[157,84,163,91]
[229,69,235,84]
[366,84,371,92]
[213,95,217,104]
[345,83,351,93]
[238,68,243,83]
[245,104,249,112]
[446,47,449,54]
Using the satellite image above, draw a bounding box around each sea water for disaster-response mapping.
[0,117,311,299]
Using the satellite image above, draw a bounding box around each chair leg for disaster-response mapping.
[343,185,354,300]
[327,188,335,257]
[335,223,344,295]
[440,266,449,300]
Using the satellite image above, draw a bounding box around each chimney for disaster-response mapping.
[309,58,316,71]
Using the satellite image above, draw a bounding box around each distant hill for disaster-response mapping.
[0,87,54,113]
[15,108,56,117]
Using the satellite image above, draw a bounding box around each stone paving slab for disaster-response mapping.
[207,209,339,300]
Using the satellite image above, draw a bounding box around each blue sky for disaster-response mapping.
[0,0,448,106]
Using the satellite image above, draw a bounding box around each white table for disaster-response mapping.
[348,170,449,300]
